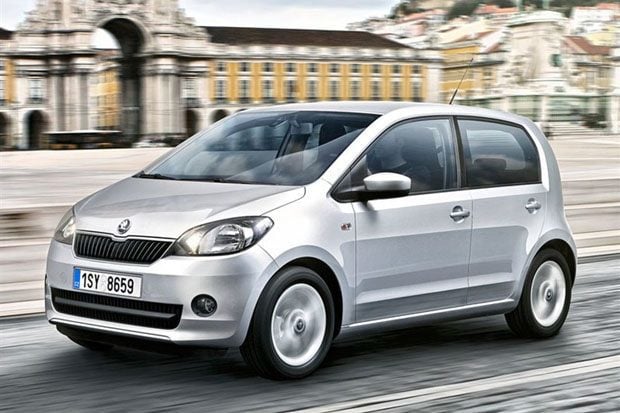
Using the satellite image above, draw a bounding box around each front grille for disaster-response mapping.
[74,233,172,264]
[51,288,183,330]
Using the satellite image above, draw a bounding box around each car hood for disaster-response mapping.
[74,177,305,239]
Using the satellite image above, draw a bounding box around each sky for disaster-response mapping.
[0,0,396,31]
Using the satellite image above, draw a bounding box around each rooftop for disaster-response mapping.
[203,26,411,49]
[0,28,13,40]
[565,35,611,55]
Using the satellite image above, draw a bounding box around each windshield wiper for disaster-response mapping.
[135,172,179,180]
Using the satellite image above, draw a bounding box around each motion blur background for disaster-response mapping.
[0,0,619,411]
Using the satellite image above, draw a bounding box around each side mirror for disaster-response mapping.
[360,172,411,200]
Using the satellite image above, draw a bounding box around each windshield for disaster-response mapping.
[140,111,379,185]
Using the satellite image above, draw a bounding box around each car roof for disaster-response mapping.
[243,101,529,125]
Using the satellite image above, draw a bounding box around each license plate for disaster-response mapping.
[73,268,142,298]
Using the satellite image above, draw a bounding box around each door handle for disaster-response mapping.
[450,206,471,222]
[525,199,542,213]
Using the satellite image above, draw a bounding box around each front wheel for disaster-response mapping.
[241,266,335,380]
[505,249,572,338]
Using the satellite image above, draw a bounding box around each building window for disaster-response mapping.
[215,79,227,102]
[412,81,422,102]
[372,80,381,100]
[391,81,401,100]
[262,62,274,73]
[239,62,251,73]
[285,79,297,101]
[349,80,360,100]
[392,65,401,75]
[307,79,317,100]
[329,80,340,101]
[285,62,296,73]
[216,62,227,73]
[0,59,4,71]
[350,64,361,74]
[0,79,4,104]
[262,79,274,102]
[182,78,197,98]
[307,63,318,73]
[412,64,421,75]
[330,63,340,74]
[29,78,44,104]
[372,64,382,75]
[238,79,251,103]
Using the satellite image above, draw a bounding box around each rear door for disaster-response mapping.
[456,118,546,304]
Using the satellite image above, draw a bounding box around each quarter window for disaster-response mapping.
[457,119,540,188]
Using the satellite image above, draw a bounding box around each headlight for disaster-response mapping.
[53,208,76,245]
[171,217,273,256]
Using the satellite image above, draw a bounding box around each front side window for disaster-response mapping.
[335,118,457,199]
[457,119,540,188]
[143,111,379,186]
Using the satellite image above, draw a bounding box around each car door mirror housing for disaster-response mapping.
[359,173,411,200]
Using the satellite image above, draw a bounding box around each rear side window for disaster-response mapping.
[457,119,540,188]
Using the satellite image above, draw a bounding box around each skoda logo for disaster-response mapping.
[117,219,131,235]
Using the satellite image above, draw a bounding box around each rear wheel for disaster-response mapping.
[505,249,572,338]
[241,266,335,380]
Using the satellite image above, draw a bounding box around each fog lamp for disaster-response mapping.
[191,295,217,317]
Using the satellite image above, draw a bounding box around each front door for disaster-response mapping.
[335,117,472,323]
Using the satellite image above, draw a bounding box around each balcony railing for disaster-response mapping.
[238,97,251,104]
[183,97,202,108]
[262,97,276,104]
[214,97,228,104]
[27,97,45,105]
[0,98,6,107]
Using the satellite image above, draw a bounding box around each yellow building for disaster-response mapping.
[0,28,15,147]
[90,50,120,131]
[440,39,502,103]
[203,27,437,122]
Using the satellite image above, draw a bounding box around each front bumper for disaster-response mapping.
[45,240,278,348]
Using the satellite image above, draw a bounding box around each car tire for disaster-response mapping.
[505,249,572,338]
[240,266,335,380]
[68,336,114,352]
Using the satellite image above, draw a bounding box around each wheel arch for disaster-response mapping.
[280,257,344,338]
[537,238,577,286]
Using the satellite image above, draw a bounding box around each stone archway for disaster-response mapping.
[25,110,48,150]
[98,17,145,143]
[11,0,210,143]
[211,109,230,123]
[0,112,10,148]
[185,109,200,138]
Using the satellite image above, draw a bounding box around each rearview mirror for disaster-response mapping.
[360,173,411,200]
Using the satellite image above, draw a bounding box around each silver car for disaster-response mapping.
[46,102,576,379]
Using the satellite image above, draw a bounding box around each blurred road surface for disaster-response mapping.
[0,258,618,412]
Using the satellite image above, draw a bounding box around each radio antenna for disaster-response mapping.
[449,58,474,105]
